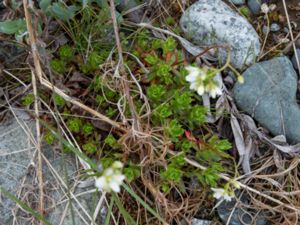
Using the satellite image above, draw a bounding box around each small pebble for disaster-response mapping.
[262,25,269,34]
[191,218,211,225]
[291,49,300,69]
[247,0,261,15]
[270,23,280,32]
[283,27,289,34]
[229,0,245,5]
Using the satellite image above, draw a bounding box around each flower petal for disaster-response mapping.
[109,181,121,193]
[210,89,217,98]
[186,73,198,82]
[197,85,205,96]
[211,188,224,200]
[114,174,126,183]
[189,82,198,90]
[104,168,114,176]
[224,194,233,202]
[95,177,107,189]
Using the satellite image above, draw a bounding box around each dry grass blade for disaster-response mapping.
[282,0,300,74]
[22,0,126,133]
[31,69,44,224]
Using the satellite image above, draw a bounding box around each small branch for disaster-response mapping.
[109,0,142,134]
[109,0,124,68]
[282,0,300,75]
[32,70,44,224]
[259,13,270,60]
[23,1,44,222]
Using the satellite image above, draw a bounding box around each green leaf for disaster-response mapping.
[59,45,74,61]
[44,131,55,145]
[104,134,119,149]
[156,63,172,84]
[147,84,166,102]
[145,54,159,65]
[124,163,140,182]
[21,94,34,106]
[82,123,94,136]
[172,91,192,110]
[83,142,98,154]
[50,3,77,21]
[166,119,184,139]
[67,118,83,133]
[53,94,66,106]
[188,106,207,125]
[155,104,172,119]
[179,139,194,153]
[50,59,65,73]
[0,19,26,34]
[161,166,182,182]
[162,37,177,55]
[39,0,52,12]
[170,154,185,166]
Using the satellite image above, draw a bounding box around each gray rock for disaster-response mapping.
[0,114,103,224]
[217,194,267,225]
[180,0,261,69]
[0,115,36,224]
[191,218,211,225]
[247,0,261,15]
[270,23,280,32]
[283,27,289,34]
[291,49,300,69]
[233,56,300,144]
[229,0,245,5]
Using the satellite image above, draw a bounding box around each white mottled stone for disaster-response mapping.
[180,0,261,69]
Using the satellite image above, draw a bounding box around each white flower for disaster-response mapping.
[185,66,206,82]
[211,188,233,202]
[261,3,269,14]
[95,164,126,193]
[185,66,222,98]
[205,83,222,99]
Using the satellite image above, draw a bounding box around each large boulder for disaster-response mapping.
[0,113,103,224]
[233,56,300,144]
[180,0,261,69]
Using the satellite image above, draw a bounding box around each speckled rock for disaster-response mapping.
[180,0,261,69]
[247,0,262,15]
[0,115,36,224]
[233,56,300,144]
[0,113,103,225]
